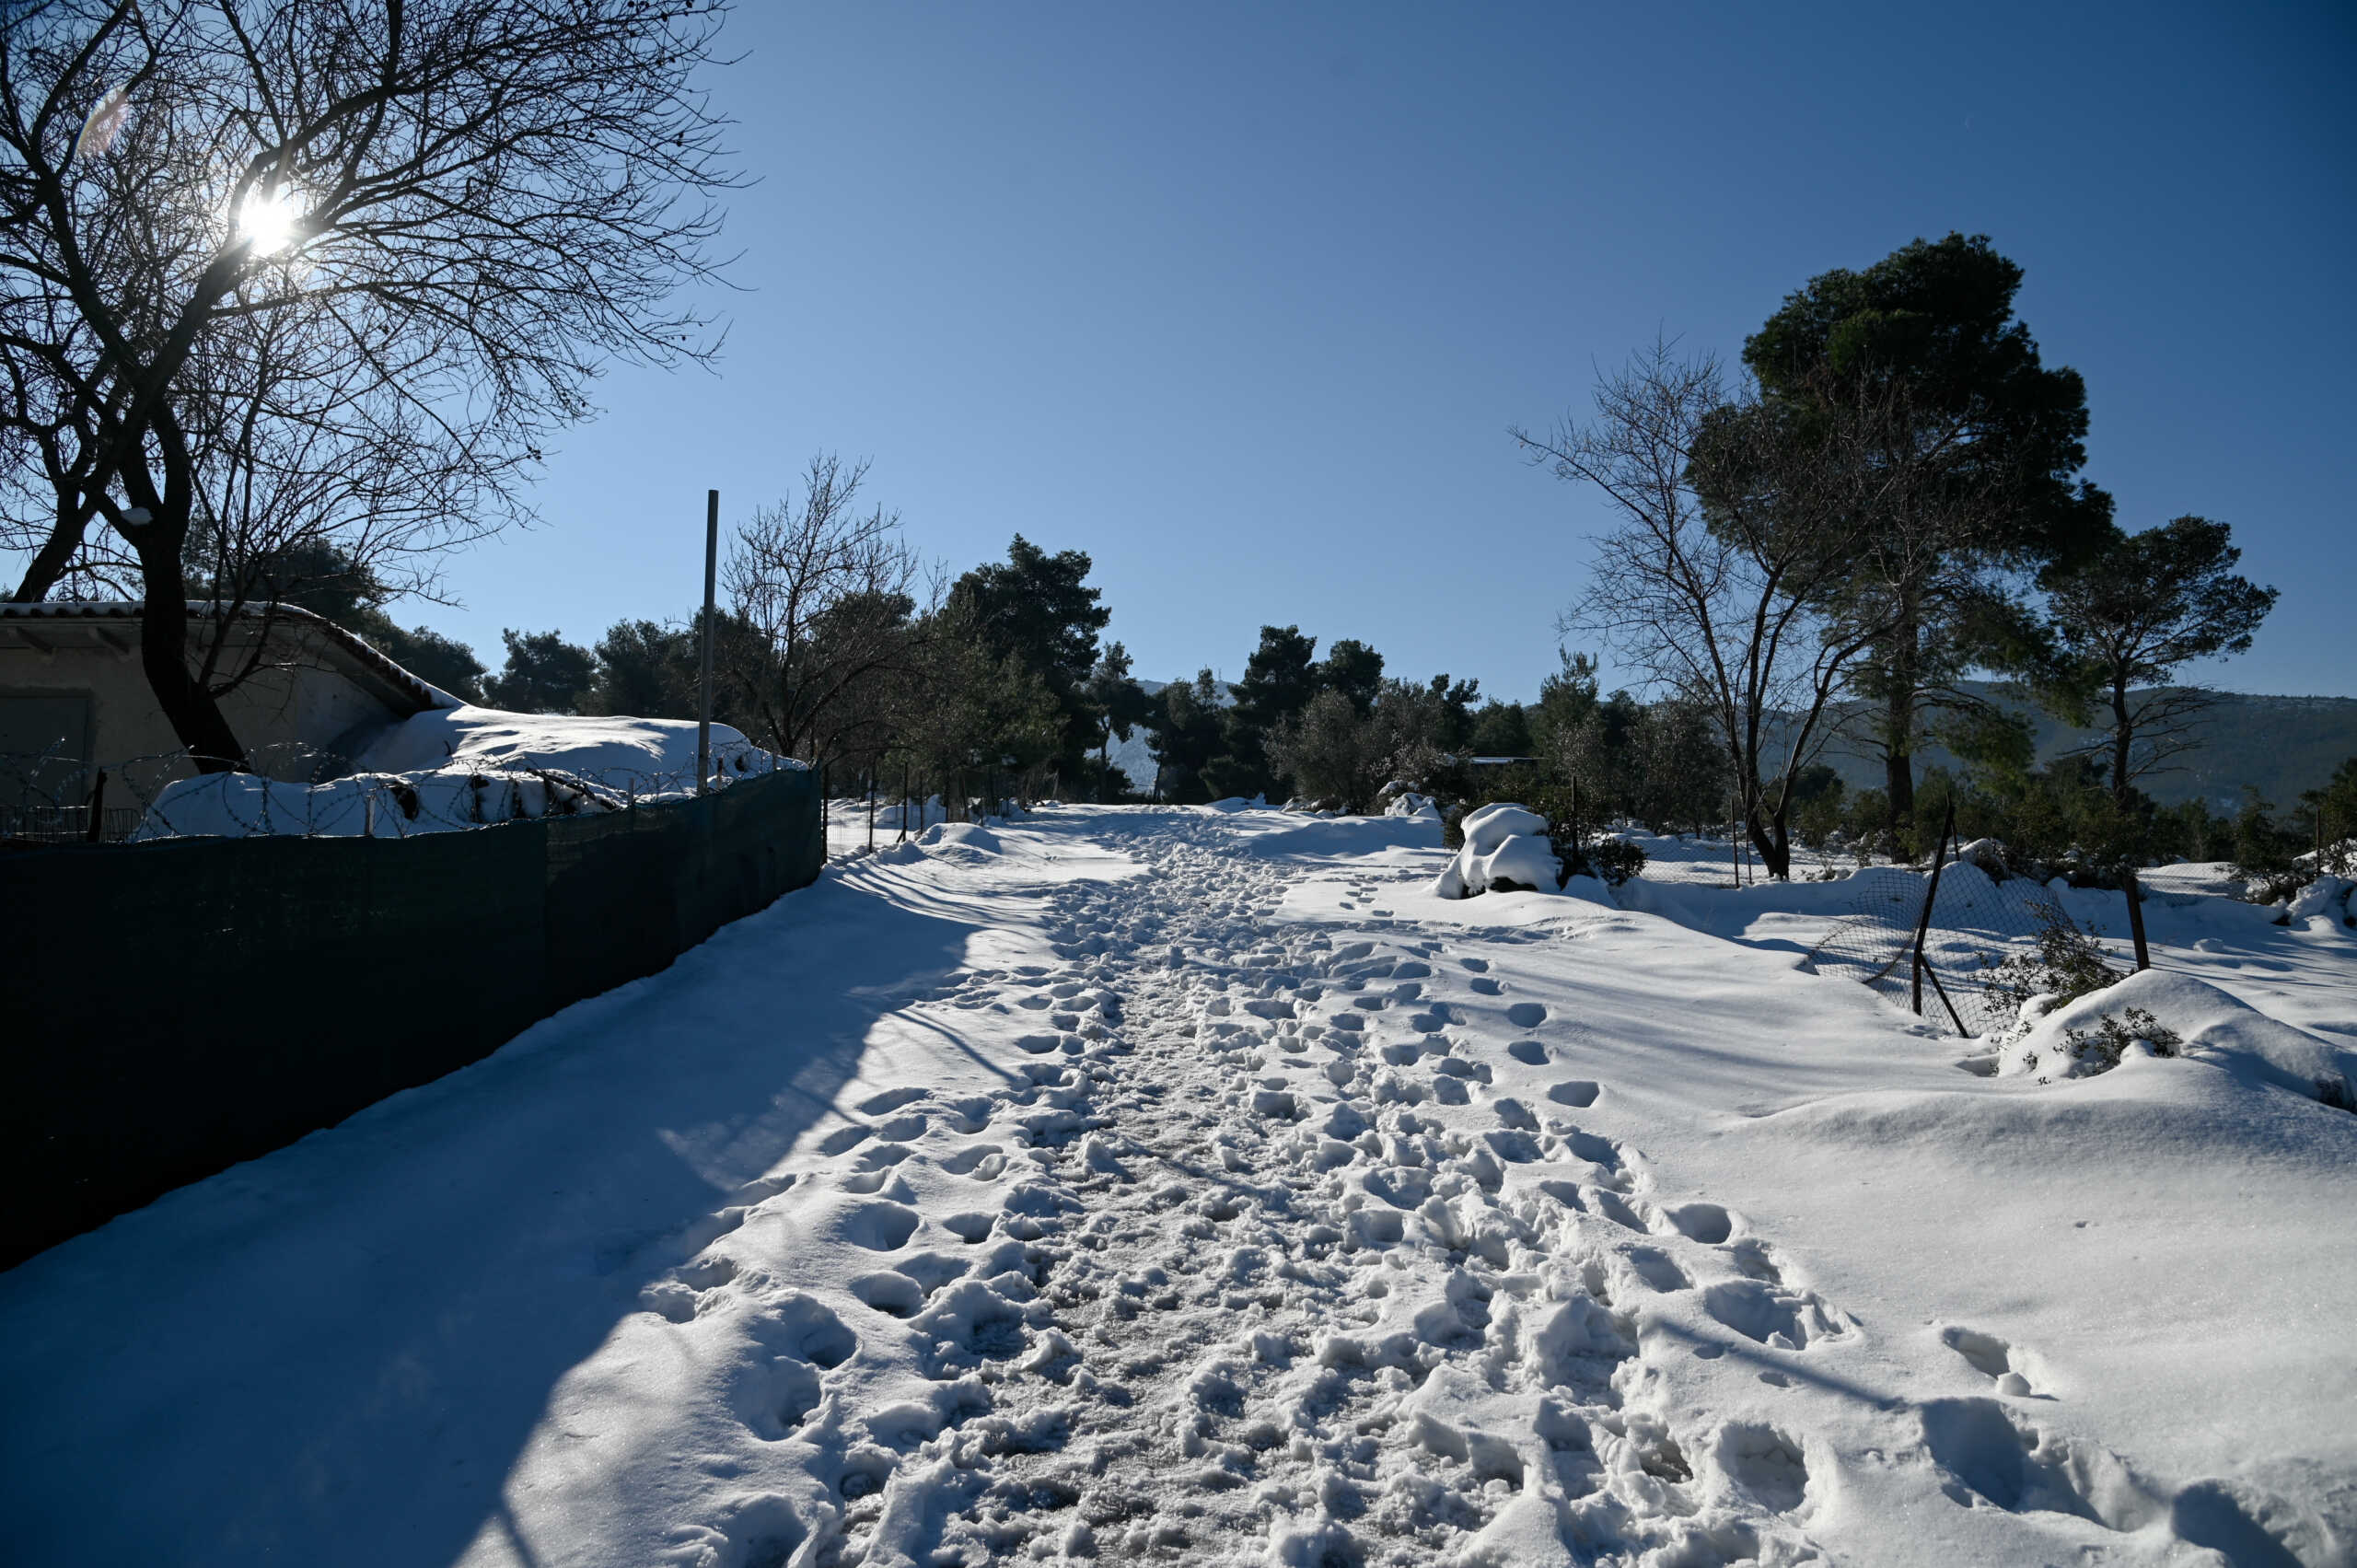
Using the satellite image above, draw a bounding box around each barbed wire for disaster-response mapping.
[0,743,795,844]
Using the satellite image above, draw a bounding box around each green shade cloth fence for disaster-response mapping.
[0,767,820,1268]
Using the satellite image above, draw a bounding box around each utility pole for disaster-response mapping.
[696,489,717,795]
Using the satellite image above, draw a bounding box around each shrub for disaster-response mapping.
[1983,897,2118,1023]
[1578,838,1648,886]
[2059,1005,2182,1073]
[2018,1005,2184,1081]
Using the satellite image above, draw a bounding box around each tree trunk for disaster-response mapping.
[1883,610,1919,833]
[2110,681,2134,813]
[136,559,247,772]
[1884,742,1915,832]
[1746,800,1792,880]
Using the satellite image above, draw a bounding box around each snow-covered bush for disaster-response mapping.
[1997,969,2357,1109]
[1384,792,1440,822]
[2013,1005,2183,1083]
[1981,896,2119,1031]
[2283,874,2355,927]
[1953,838,2012,879]
[1434,803,1562,899]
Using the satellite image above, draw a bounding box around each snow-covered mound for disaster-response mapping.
[133,704,794,840]
[1383,791,1440,821]
[2000,968,2357,1106]
[916,821,1003,862]
[1435,802,1562,899]
[2286,874,2355,929]
[354,703,773,781]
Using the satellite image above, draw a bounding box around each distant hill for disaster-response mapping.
[1106,679,2357,807]
[1814,684,2357,809]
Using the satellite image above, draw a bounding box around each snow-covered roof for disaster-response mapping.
[0,599,437,716]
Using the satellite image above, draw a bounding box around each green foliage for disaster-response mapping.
[1146,671,1229,803]
[1744,231,2108,556]
[586,619,695,719]
[2043,1007,2183,1081]
[2035,517,2277,809]
[2301,758,2357,877]
[1318,640,1385,716]
[366,621,489,704]
[1469,702,1532,759]
[2229,787,2310,900]
[948,535,1110,772]
[1232,626,1320,732]
[485,629,596,714]
[1081,642,1154,801]
[1984,898,2119,1021]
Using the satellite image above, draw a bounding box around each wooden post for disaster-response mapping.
[900,763,911,842]
[866,772,876,854]
[696,488,718,796]
[83,769,107,842]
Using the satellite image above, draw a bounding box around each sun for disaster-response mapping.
[237,188,301,256]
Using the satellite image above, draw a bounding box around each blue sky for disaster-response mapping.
[422,1,2354,702]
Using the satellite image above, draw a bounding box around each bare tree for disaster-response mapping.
[1516,343,1905,877]
[720,454,922,767]
[1,0,737,768]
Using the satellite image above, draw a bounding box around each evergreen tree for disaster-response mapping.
[373,624,489,704]
[1147,671,1228,802]
[1082,643,1155,801]
[485,629,596,714]
[1469,702,1532,759]
[587,620,696,719]
[1739,233,2114,830]
[1318,639,1385,715]
[949,536,1111,776]
[1213,625,1321,797]
[2037,517,2277,811]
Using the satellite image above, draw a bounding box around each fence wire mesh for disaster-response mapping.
[1805,857,2091,1038]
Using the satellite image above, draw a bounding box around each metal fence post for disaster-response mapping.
[1910,801,1956,1018]
[2122,865,2152,971]
[696,488,718,796]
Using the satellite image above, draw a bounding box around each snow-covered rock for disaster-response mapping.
[1383,792,1440,822]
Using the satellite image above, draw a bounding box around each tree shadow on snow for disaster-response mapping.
[0,873,985,1568]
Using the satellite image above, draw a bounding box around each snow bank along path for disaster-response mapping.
[1,807,2351,1566]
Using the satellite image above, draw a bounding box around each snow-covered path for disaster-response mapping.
[4,807,2352,1566]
